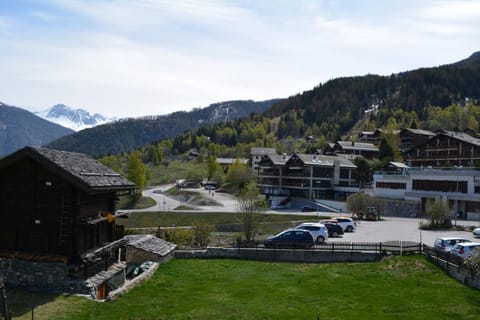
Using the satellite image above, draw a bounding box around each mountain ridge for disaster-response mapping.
[0,101,74,156]
[35,104,115,131]
[47,99,280,156]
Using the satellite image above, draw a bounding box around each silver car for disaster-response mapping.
[434,237,471,252]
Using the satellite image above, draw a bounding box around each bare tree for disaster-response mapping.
[425,199,451,228]
[236,182,266,243]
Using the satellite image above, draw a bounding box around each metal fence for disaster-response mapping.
[236,240,423,255]
[314,241,422,254]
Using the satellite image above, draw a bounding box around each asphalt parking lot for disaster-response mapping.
[140,185,480,247]
[328,217,478,246]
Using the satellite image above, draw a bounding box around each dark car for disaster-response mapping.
[264,229,314,249]
[323,223,344,237]
[301,206,317,212]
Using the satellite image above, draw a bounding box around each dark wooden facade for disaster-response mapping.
[0,147,135,264]
[403,131,480,168]
[399,128,435,153]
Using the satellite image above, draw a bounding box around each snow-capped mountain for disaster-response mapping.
[35,104,115,131]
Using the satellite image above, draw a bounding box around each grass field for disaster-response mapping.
[121,212,321,229]
[8,255,480,319]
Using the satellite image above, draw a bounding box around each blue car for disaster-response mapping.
[264,229,314,249]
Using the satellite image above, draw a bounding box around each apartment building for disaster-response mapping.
[256,152,358,202]
[373,167,480,221]
[403,130,480,168]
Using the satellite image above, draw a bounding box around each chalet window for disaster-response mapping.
[376,182,406,189]
[412,179,467,193]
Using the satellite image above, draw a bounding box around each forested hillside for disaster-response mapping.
[265,51,480,140]
[46,99,279,156]
[93,52,480,185]
[0,102,74,156]
[50,52,480,163]
[141,51,480,160]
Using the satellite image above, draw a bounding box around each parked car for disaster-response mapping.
[433,237,472,252]
[450,242,480,259]
[301,206,317,212]
[323,222,344,237]
[473,227,480,238]
[330,217,356,232]
[271,204,287,210]
[264,229,314,249]
[295,223,328,243]
[204,184,216,190]
[215,188,227,193]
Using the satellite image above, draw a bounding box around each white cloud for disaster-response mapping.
[1,1,479,118]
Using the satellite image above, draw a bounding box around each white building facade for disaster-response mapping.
[373,168,480,221]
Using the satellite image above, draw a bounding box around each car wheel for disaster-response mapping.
[346,226,353,232]
[316,236,325,243]
[331,231,338,237]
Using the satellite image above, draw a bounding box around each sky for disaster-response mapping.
[0,0,479,119]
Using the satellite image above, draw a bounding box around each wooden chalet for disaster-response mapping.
[398,128,435,153]
[0,146,136,265]
[403,130,480,168]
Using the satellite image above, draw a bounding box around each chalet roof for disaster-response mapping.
[125,235,176,257]
[336,141,379,152]
[388,161,410,169]
[0,146,136,193]
[293,153,356,168]
[400,128,435,136]
[250,147,277,155]
[216,158,249,165]
[268,154,292,165]
[440,131,480,146]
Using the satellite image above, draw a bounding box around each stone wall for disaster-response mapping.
[383,199,420,218]
[125,247,175,265]
[175,247,380,263]
[1,258,89,294]
[424,253,480,290]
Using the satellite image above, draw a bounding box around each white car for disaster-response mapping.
[295,222,329,243]
[330,217,356,232]
[450,242,480,259]
[473,227,480,238]
[433,237,472,252]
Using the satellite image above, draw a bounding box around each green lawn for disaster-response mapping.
[121,211,322,229]
[9,256,480,319]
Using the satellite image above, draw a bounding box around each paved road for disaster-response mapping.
[134,184,480,246]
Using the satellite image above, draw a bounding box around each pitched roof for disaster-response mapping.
[440,131,480,147]
[216,157,249,165]
[400,128,435,136]
[125,235,176,257]
[336,141,379,152]
[293,153,356,168]
[250,147,277,155]
[0,146,136,193]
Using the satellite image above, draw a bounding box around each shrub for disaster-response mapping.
[192,223,214,248]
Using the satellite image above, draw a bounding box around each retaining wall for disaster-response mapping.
[1,258,89,294]
[175,247,380,263]
[424,254,480,290]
